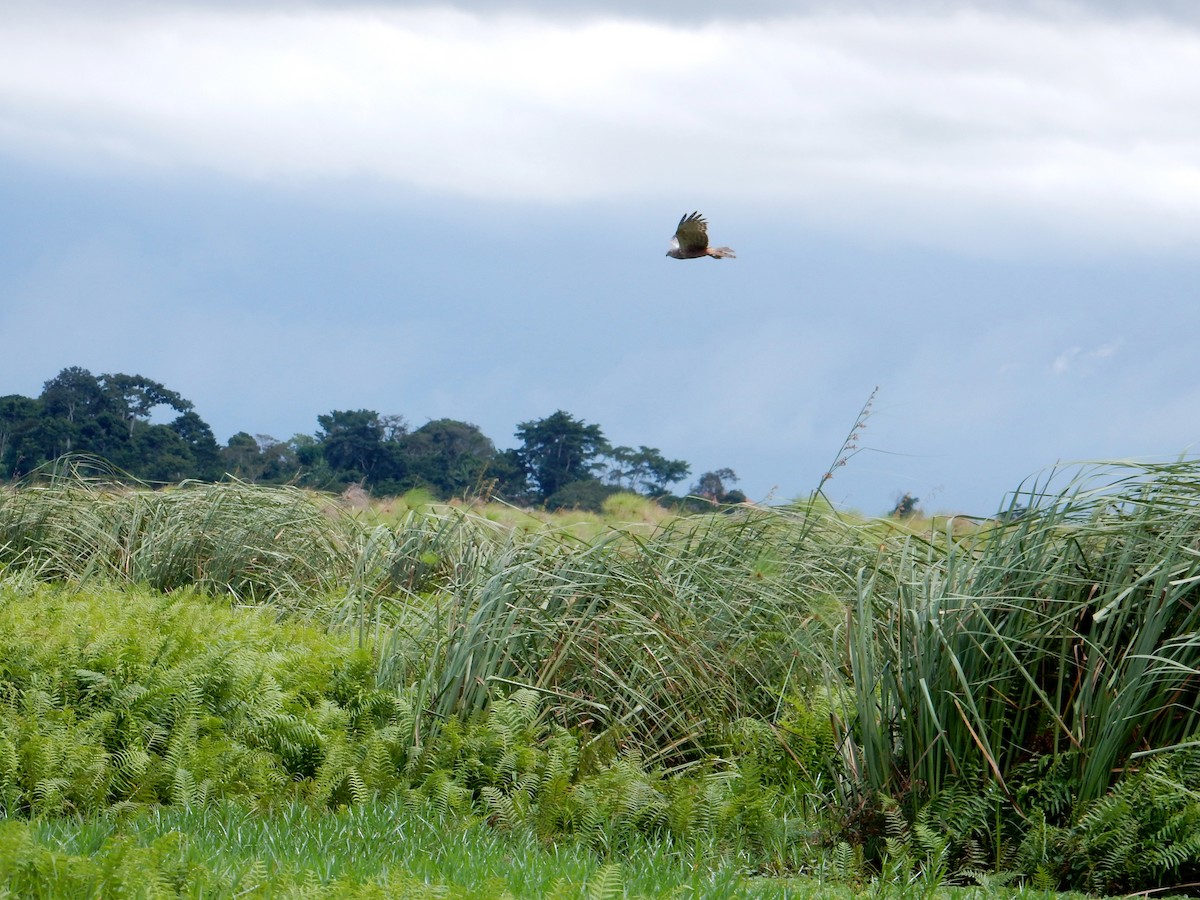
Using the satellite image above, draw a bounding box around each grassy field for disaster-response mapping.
[2,459,1200,897]
[1,801,1102,898]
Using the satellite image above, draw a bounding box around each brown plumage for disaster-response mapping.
[666,211,736,260]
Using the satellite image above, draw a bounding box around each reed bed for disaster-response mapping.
[839,461,1200,887]
[0,461,356,608]
[348,506,873,761]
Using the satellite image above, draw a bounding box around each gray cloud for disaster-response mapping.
[488,0,1200,24]
[9,0,1200,25]
[3,1,1199,257]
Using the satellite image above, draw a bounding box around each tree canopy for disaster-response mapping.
[1,367,220,483]
[1,367,717,509]
[513,410,609,502]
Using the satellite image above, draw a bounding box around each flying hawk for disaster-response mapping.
[666,212,736,260]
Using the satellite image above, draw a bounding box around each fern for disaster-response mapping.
[170,765,198,808]
[586,862,623,900]
[0,735,20,815]
[1066,746,1200,893]
[422,768,470,816]
[0,584,440,816]
[481,784,533,832]
[109,746,153,801]
[311,732,367,808]
[832,840,863,884]
[577,794,608,852]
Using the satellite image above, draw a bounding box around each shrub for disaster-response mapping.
[545,479,617,512]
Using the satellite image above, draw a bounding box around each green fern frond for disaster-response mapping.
[586,862,623,900]
[832,840,861,882]
[170,766,198,807]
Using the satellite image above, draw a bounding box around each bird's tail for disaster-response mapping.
[707,246,736,259]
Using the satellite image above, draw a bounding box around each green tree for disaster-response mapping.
[220,432,301,483]
[40,367,108,428]
[315,409,403,487]
[0,394,41,478]
[489,448,532,504]
[604,445,690,496]
[13,367,222,484]
[400,418,497,499]
[38,367,118,457]
[132,424,195,482]
[289,433,323,468]
[513,410,609,503]
[170,411,222,481]
[222,431,266,481]
[255,434,301,483]
[691,468,740,502]
[102,373,193,438]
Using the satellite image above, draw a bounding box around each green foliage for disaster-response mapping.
[772,694,839,790]
[401,689,814,860]
[5,367,703,507]
[220,431,301,483]
[0,584,409,817]
[544,478,617,512]
[399,418,498,499]
[603,444,690,496]
[1016,744,1200,894]
[833,461,1200,894]
[0,468,354,604]
[9,460,1200,896]
[356,504,854,762]
[316,409,398,487]
[0,367,222,484]
[0,577,808,861]
[0,797,838,899]
[691,467,741,502]
[512,409,610,503]
[839,461,1200,805]
[0,820,190,899]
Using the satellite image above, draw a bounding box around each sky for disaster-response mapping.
[2,0,1199,515]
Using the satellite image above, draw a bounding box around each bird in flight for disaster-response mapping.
[666,212,736,260]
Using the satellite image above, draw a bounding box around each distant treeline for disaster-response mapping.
[0,367,745,510]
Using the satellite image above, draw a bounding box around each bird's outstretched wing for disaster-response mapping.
[673,211,710,255]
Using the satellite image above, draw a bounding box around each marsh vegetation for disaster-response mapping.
[2,457,1199,896]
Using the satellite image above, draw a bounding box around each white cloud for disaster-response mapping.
[1051,346,1081,375]
[1050,340,1119,375]
[1,4,1199,253]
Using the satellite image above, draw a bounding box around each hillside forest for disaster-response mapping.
[0,367,744,509]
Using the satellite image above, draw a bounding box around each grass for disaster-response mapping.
[840,461,1200,801]
[2,800,1100,898]
[351,489,674,540]
[0,469,355,608]
[347,500,872,761]
[4,459,1200,896]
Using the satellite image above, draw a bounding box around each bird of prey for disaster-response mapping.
[666,211,736,260]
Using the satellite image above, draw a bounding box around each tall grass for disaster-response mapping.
[840,460,1200,815]
[0,457,354,607]
[0,461,864,759]
[9,458,1200,787]
[347,506,866,761]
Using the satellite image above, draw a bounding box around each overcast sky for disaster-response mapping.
[2,0,1198,514]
